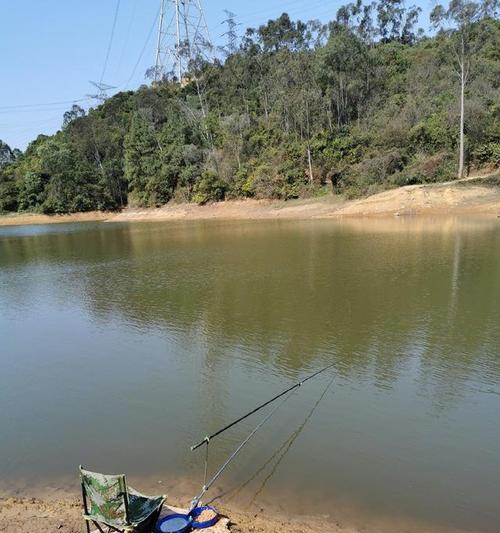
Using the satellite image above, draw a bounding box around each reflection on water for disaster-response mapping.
[0,218,499,532]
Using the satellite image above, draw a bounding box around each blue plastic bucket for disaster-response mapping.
[189,505,219,529]
[157,513,192,533]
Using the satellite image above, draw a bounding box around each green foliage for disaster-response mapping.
[0,139,18,168]
[18,172,48,211]
[124,112,176,207]
[409,113,456,151]
[0,2,498,214]
[192,170,226,204]
[0,179,18,212]
[474,142,500,166]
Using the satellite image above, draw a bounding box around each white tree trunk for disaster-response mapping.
[458,43,465,179]
[307,146,313,184]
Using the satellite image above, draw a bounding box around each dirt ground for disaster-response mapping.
[0,210,110,227]
[1,174,499,227]
[0,496,352,533]
[1,493,486,533]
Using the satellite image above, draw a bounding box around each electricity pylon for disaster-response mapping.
[152,0,213,83]
[86,81,116,103]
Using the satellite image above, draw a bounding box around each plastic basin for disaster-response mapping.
[157,513,192,533]
[189,505,219,529]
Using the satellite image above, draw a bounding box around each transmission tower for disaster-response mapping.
[221,10,240,56]
[153,0,213,83]
[86,81,116,103]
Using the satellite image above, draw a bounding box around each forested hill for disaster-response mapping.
[0,0,499,214]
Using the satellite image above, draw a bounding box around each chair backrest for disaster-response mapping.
[80,466,129,527]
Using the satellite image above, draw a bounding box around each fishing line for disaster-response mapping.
[247,372,336,507]
[191,362,336,451]
[208,372,336,507]
[190,387,296,509]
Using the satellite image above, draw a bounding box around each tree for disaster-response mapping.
[430,0,483,178]
[257,13,308,52]
[376,0,421,43]
[62,105,86,128]
[317,26,369,127]
[124,111,179,206]
[1,1,498,211]
[0,140,18,168]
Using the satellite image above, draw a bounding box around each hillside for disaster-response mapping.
[0,1,498,215]
[1,173,498,226]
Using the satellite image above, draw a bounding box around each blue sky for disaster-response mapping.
[0,0,433,150]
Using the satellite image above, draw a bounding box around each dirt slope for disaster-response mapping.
[1,174,499,227]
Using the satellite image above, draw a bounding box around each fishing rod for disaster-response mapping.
[190,362,336,451]
[208,372,337,506]
[190,390,294,510]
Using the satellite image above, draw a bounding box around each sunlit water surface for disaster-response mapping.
[0,218,499,532]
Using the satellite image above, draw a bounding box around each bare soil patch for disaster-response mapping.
[1,174,498,227]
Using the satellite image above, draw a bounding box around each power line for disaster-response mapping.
[0,98,91,111]
[238,0,321,21]
[225,0,334,27]
[205,0,338,49]
[100,0,122,84]
[115,0,139,76]
[87,81,116,104]
[0,106,88,115]
[125,7,160,88]
[0,114,64,130]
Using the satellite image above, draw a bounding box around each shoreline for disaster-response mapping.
[0,474,485,533]
[0,494,344,533]
[0,488,476,533]
[0,176,499,227]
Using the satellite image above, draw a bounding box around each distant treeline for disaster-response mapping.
[0,0,498,213]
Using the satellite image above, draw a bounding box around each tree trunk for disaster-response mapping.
[307,146,313,185]
[458,40,465,179]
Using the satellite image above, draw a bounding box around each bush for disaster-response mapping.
[18,172,49,211]
[474,142,500,167]
[408,113,455,152]
[192,170,226,204]
[0,180,19,212]
[390,152,454,185]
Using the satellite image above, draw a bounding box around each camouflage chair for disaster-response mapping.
[80,466,166,533]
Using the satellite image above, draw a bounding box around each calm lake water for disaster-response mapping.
[0,218,499,532]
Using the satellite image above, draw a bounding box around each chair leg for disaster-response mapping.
[93,521,106,533]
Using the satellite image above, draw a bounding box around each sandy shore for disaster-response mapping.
[0,495,352,533]
[1,492,485,533]
[0,175,499,227]
[0,210,110,227]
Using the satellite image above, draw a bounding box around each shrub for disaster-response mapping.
[474,142,500,167]
[390,152,454,185]
[192,170,226,204]
[0,180,19,212]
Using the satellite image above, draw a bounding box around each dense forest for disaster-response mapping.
[0,0,498,213]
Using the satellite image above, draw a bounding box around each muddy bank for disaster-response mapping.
[1,175,499,227]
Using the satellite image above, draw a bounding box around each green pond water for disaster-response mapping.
[0,218,499,532]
